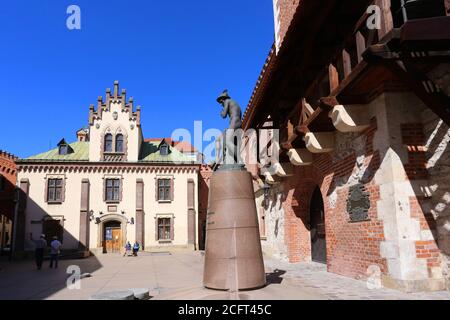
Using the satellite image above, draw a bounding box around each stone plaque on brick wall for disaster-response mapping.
[346,184,370,222]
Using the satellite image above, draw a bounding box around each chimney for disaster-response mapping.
[77,128,90,142]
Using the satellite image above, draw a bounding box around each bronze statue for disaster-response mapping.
[217,90,242,130]
[203,91,266,291]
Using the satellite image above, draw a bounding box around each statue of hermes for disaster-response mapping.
[216,90,242,130]
[216,90,244,167]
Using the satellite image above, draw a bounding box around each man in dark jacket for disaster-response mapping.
[35,234,47,270]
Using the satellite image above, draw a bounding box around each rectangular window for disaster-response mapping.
[157,179,171,201]
[158,218,171,240]
[47,179,63,202]
[105,179,120,202]
[0,174,4,192]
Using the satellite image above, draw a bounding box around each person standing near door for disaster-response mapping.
[34,234,47,270]
[132,241,140,256]
[123,241,131,257]
[49,236,62,269]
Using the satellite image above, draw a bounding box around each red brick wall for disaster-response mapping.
[401,123,442,277]
[0,151,17,220]
[401,123,428,180]
[281,121,388,279]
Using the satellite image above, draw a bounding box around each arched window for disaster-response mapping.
[116,134,124,153]
[104,133,113,152]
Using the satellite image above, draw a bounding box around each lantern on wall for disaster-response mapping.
[262,183,271,207]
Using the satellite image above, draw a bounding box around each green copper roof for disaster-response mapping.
[26,141,89,161]
[139,141,193,163]
[23,141,193,164]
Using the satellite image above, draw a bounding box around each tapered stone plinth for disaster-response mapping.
[203,166,266,290]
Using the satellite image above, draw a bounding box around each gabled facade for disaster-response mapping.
[16,82,200,255]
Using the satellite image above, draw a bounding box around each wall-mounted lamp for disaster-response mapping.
[127,217,135,225]
[89,210,94,221]
[95,217,101,224]
[262,183,271,207]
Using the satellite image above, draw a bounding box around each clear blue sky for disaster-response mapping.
[0,0,274,158]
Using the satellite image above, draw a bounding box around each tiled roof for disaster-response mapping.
[139,141,193,163]
[173,141,198,153]
[242,45,278,129]
[23,140,194,164]
[26,141,89,161]
[144,138,198,153]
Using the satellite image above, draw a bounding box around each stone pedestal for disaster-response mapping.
[203,166,266,290]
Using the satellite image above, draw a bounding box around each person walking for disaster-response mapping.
[132,241,140,257]
[123,241,131,257]
[49,236,62,269]
[34,234,47,270]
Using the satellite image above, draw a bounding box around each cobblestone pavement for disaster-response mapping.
[264,257,450,300]
[0,252,449,300]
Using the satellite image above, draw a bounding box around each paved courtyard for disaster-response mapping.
[0,251,449,300]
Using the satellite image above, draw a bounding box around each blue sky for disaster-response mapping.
[0,0,274,158]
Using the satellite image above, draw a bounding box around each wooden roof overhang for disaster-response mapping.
[361,15,450,125]
[242,0,375,150]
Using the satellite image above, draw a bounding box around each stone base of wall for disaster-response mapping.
[381,274,447,293]
[261,240,289,262]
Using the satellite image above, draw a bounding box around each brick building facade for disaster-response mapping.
[244,0,450,291]
[0,150,17,255]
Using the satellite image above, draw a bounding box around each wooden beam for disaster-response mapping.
[342,49,352,78]
[376,0,394,39]
[383,60,450,126]
[329,63,339,92]
[356,31,366,64]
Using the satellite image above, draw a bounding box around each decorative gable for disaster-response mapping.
[87,81,143,162]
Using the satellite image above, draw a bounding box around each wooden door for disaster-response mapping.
[112,228,121,253]
[105,227,121,253]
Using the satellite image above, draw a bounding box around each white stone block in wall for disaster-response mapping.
[380,241,399,259]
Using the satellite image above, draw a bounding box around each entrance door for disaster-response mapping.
[310,187,326,263]
[104,221,122,253]
[43,219,63,245]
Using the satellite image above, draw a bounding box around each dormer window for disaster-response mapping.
[57,139,73,155]
[158,138,170,156]
[116,134,124,153]
[104,134,113,152]
[59,145,68,155]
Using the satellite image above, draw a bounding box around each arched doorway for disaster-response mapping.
[103,220,122,253]
[96,214,128,254]
[310,186,326,263]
